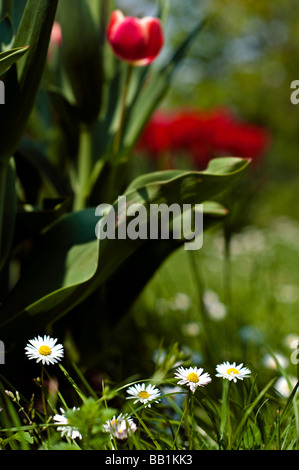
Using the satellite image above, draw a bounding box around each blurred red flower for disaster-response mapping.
[138,108,271,168]
[107,10,164,66]
[137,112,173,155]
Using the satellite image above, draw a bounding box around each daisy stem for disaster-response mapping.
[137,409,143,441]
[189,391,195,450]
[40,365,50,444]
[220,380,232,450]
[184,390,195,449]
[171,394,188,450]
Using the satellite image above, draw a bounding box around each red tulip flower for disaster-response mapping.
[107,10,164,66]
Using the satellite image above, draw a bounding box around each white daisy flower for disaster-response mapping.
[215,361,251,383]
[25,335,64,365]
[174,366,212,393]
[103,413,137,440]
[53,407,82,440]
[126,383,161,408]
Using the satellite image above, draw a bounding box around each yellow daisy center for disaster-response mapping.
[38,345,51,356]
[227,367,239,375]
[187,372,199,383]
[138,391,150,399]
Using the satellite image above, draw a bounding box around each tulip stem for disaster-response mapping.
[74,125,93,211]
[113,64,133,157]
[106,64,133,203]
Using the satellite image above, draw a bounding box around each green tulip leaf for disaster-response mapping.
[13,196,73,247]
[0,157,17,271]
[0,0,58,161]
[57,0,103,125]
[0,157,250,338]
[0,46,28,75]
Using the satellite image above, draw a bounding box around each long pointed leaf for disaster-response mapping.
[0,157,250,339]
[0,46,28,74]
[0,0,58,161]
[0,157,16,271]
[57,0,103,125]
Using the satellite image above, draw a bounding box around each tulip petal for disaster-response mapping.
[107,9,125,41]
[112,18,148,62]
[107,10,164,66]
[139,18,164,65]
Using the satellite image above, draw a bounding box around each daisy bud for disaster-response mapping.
[5,390,15,400]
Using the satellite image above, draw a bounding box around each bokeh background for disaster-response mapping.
[94,0,299,393]
[2,0,299,401]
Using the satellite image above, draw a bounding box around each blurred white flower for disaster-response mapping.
[275,285,299,304]
[262,353,289,370]
[156,293,192,315]
[182,322,201,337]
[203,290,227,320]
[230,227,266,256]
[271,216,299,249]
[274,376,298,398]
[103,413,137,440]
[156,298,169,315]
[53,407,82,440]
[170,293,192,311]
[284,334,299,349]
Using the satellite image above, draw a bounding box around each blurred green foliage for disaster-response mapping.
[163,0,299,215]
[0,1,298,451]
[0,0,298,412]
[96,0,299,385]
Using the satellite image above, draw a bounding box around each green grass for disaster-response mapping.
[1,196,299,450]
[0,349,298,450]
